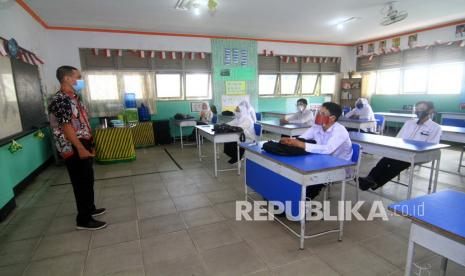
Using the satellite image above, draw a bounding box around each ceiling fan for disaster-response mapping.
[380,1,408,26]
[175,0,218,13]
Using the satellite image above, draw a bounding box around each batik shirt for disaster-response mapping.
[48,90,92,159]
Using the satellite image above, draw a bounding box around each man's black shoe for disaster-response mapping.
[358,177,377,191]
[91,208,106,217]
[76,219,107,231]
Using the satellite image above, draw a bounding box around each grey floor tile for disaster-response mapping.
[0,263,27,276]
[136,198,176,219]
[24,252,86,276]
[33,231,91,260]
[134,186,170,204]
[141,230,197,265]
[100,205,138,224]
[271,256,341,276]
[98,193,136,209]
[139,213,186,239]
[181,207,225,228]
[0,238,39,267]
[165,182,200,197]
[84,240,143,276]
[55,202,77,217]
[45,215,76,236]
[145,253,208,276]
[204,189,242,204]
[91,220,139,249]
[105,267,145,276]
[0,219,50,242]
[173,194,211,211]
[188,221,242,251]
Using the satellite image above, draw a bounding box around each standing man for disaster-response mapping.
[48,66,106,230]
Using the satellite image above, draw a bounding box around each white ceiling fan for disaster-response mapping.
[175,0,218,14]
[380,1,408,26]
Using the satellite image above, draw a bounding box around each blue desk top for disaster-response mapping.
[339,118,375,123]
[439,112,465,116]
[388,190,465,242]
[349,132,449,152]
[374,112,417,118]
[441,125,465,134]
[260,120,310,129]
[240,141,355,174]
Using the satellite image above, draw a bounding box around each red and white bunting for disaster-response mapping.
[460,40,465,47]
[304,57,310,63]
[189,52,195,60]
[199,52,206,59]
[181,52,185,59]
[319,57,324,63]
[117,49,123,57]
[291,56,298,63]
[150,51,155,58]
[92,48,99,56]
[159,51,166,59]
[170,52,177,59]
[368,55,374,61]
[447,41,454,46]
[139,50,145,58]
[284,56,290,63]
[25,52,34,64]
[104,49,111,58]
[0,40,7,56]
[30,53,44,65]
[263,50,274,57]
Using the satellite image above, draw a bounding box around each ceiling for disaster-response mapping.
[21,0,465,44]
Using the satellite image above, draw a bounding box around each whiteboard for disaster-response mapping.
[0,56,22,140]
[221,95,250,112]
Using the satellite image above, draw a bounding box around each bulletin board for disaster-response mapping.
[0,56,22,141]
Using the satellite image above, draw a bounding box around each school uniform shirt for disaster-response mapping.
[200,109,213,124]
[298,122,353,160]
[344,102,375,131]
[286,108,315,126]
[227,114,256,142]
[397,118,442,144]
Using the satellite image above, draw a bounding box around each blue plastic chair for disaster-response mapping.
[255,112,262,122]
[351,143,363,201]
[343,106,351,116]
[374,114,385,135]
[254,123,263,141]
[211,115,218,124]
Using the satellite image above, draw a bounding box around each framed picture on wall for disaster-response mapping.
[408,34,418,48]
[191,102,208,112]
[456,24,465,38]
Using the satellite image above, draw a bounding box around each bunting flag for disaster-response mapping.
[291,56,298,63]
[159,51,166,59]
[0,40,7,56]
[104,49,111,58]
[189,52,195,60]
[304,57,310,63]
[92,48,99,56]
[319,57,324,63]
[117,49,123,57]
[263,50,274,57]
[284,56,290,63]
[199,52,206,59]
[150,50,155,58]
[139,50,145,58]
[181,52,186,59]
[30,53,44,65]
[368,54,374,61]
[25,52,34,64]
[170,51,176,59]
[313,57,318,63]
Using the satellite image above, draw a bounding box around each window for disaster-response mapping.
[280,74,298,95]
[376,69,400,95]
[87,74,119,100]
[185,73,211,99]
[122,74,145,99]
[321,74,336,94]
[301,74,318,94]
[259,74,277,95]
[156,74,181,98]
[428,63,463,94]
[403,67,428,93]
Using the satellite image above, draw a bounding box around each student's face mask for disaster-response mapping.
[297,104,306,112]
[72,79,85,92]
[356,102,364,109]
[315,112,331,126]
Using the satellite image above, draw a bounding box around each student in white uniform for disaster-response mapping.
[359,101,442,191]
[224,102,255,164]
[344,98,375,132]
[281,102,352,199]
[199,102,213,124]
[280,98,314,126]
[238,100,257,123]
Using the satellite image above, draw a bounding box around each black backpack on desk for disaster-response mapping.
[262,140,309,156]
[213,123,246,142]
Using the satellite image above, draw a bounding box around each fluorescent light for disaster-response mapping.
[193,6,200,15]
[337,23,344,30]
[334,17,361,29]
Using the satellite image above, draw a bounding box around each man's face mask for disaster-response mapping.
[297,104,306,112]
[72,79,85,92]
[356,102,364,109]
[315,112,331,126]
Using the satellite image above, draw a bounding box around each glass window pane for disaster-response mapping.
[123,74,144,99]
[156,74,181,98]
[280,74,298,95]
[186,73,210,98]
[259,74,277,95]
[376,69,400,95]
[321,74,336,94]
[403,67,428,93]
[302,74,318,94]
[87,74,119,100]
[428,63,463,94]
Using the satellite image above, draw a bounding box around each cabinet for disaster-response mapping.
[340,78,362,109]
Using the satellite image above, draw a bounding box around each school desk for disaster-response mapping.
[440,125,465,173]
[261,111,293,119]
[172,118,197,149]
[439,112,465,127]
[241,141,356,249]
[374,112,417,124]
[349,132,450,199]
[260,120,310,137]
[195,125,241,177]
[94,127,136,164]
[388,190,465,276]
[338,117,376,132]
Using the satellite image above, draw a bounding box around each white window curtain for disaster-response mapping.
[82,71,156,117]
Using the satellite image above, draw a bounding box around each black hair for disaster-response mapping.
[322,102,342,121]
[56,66,78,83]
[210,105,218,115]
[297,98,308,105]
[416,101,435,112]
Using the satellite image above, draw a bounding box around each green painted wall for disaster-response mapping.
[0,128,53,209]
[258,96,326,113]
[370,94,463,113]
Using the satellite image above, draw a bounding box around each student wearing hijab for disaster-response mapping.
[358,101,442,191]
[223,102,256,164]
[344,98,376,132]
[280,98,314,126]
[238,100,257,123]
[199,102,213,124]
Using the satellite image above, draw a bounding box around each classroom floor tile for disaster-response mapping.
[0,144,464,275]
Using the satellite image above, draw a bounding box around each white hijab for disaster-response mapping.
[238,100,257,123]
[200,102,212,123]
[228,102,256,141]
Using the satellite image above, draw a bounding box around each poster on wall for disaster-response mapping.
[190,101,208,112]
[224,48,231,65]
[240,49,248,66]
[456,24,465,38]
[367,43,374,54]
[392,37,401,48]
[232,48,239,64]
[408,34,418,48]
[222,95,250,111]
[0,56,23,141]
[356,45,363,56]
[379,40,387,53]
[225,81,246,95]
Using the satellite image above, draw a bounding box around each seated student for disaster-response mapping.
[238,100,257,123]
[280,98,314,126]
[281,102,352,199]
[344,98,376,132]
[224,102,256,164]
[358,101,442,191]
[198,102,213,125]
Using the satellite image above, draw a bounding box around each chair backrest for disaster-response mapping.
[254,123,262,139]
[255,112,262,121]
[343,106,351,115]
[374,114,385,134]
[212,115,218,124]
[351,143,361,163]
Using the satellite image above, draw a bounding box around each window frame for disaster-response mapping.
[375,68,401,95]
[154,72,183,100]
[184,72,212,100]
[279,73,299,96]
[320,74,337,95]
[86,72,120,101]
[258,73,278,97]
[301,74,319,95]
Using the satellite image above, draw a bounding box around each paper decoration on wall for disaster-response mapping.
[392,37,401,49]
[0,37,44,65]
[456,24,465,38]
[356,45,363,56]
[224,48,231,65]
[104,49,111,57]
[92,48,99,56]
[225,81,247,95]
[240,49,248,66]
[34,130,45,139]
[150,51,155,58]
[8,140,23,154]
[139,50,145,58]
[262,50,274,56]
[118,49,123,56]
[367,43,374,54]
[408,34,418,48]
[159,51,167,59]
[232,48,239,64]
[190,101,208,112]
[222,95,250,112]
[379,40,387,54]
